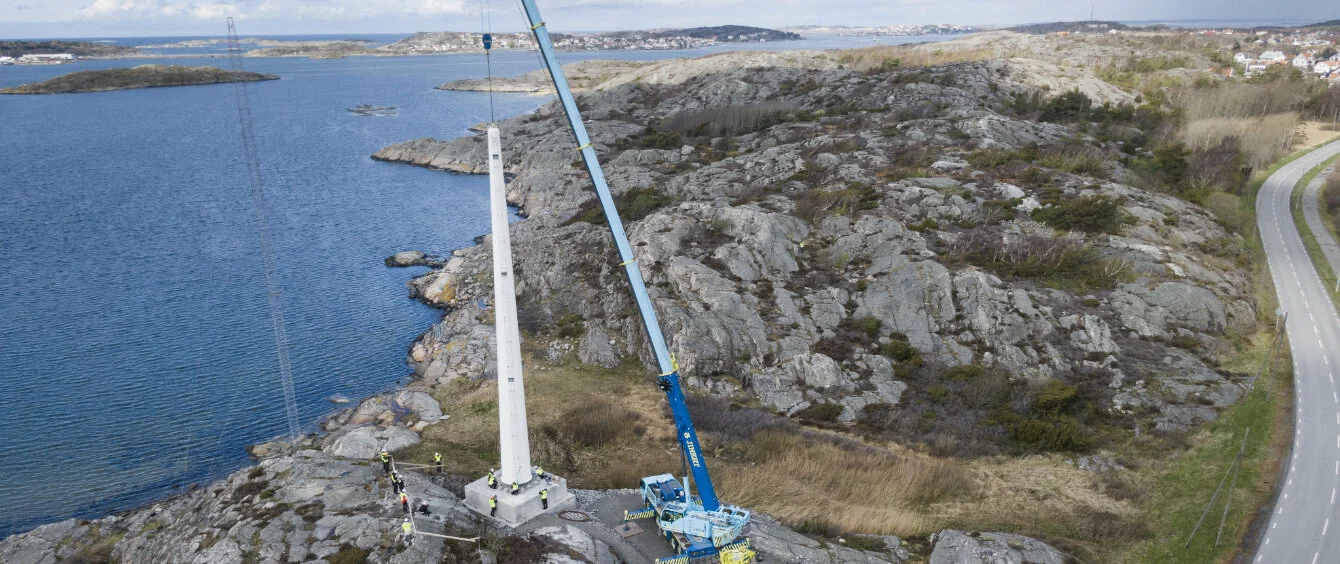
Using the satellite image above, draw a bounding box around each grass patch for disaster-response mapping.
[1289,154,1340,304]
[1130,327,1290,562]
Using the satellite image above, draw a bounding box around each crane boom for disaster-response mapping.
[516,0,721,511]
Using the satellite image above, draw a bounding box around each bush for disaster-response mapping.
[945,229,1132,291]
[794,402,844,423]
[1009,416,1090,451]
[566,187,673,225]
[686,395,796,440]
[879,339,921,365]
[616,126,682,150]
[795,184,881,224]
[661,102,797,136]
[1039,89,1094,123]
[1031,195,1133,234]
[326,544,368,564]
[1033,380,1079,414]
[946,364,985,380]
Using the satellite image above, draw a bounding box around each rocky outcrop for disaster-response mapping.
[380,48,1254,442]
[0,64,277,94]
[929,529,1064,564]
[0,451,477,564]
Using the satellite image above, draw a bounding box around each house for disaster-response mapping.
[0,56,14,65]
[1259,50,1287,62]
[1234,52,1251,63]
[1294,53,1315,68]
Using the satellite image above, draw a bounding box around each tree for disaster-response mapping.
[1152,143,1191,193]
[1039,89,1094,123]
[1322,47,1338,60]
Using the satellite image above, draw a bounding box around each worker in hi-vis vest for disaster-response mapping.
[434,452,442,474]
[401,518,413,544]
[487,470,496,489]
[399,491,409,514]
[540,488,549,510]
[489,495,498,517]
[511,481,519,495]
[380,450,391,473]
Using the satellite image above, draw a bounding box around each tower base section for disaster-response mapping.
[464,474,575,526]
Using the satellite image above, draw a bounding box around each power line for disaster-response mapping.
[225,17,301,442]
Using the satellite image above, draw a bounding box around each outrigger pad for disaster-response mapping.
[615,522,643,538]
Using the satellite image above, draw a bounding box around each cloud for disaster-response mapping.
[15,3,33,9]
[73,0,472,21]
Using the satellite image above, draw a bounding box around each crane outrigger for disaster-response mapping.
[514,2,754,562]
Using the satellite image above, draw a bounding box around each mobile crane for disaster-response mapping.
[515,2,754,562]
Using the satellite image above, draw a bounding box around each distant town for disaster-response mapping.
[1227,29,1340,80]
[782,24,978,36]
[386,25,802,54]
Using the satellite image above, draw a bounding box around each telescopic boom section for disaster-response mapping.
[517,0,721,511]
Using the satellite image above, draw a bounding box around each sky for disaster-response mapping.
[0,0,1335,39]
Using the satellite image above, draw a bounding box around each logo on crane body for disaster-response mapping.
[683,432,702,467]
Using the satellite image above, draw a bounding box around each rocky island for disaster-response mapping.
[0,64,279,94]
[6,27,1340,563]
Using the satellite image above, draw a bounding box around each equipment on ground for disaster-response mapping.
[515,1,752,562]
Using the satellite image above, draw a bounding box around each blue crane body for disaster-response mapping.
[514,1,753,561]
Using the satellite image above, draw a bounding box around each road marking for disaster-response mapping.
[1314,552,1320,564]
[1334,392,1337,403]
[1332,488,1335,504]
[1325,518,1330,536]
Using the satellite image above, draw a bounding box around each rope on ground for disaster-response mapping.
[558,510,591,522]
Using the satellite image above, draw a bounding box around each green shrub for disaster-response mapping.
[794,402,844,423]
[879,339,921,364]
[843,535,889,552]
[1009,416,1090,451]
[1032,195,1133,234]
[1039,89,1093,123]
[566,187,673,225]
[846,317,882,339]
[1033,380,1079,414]
[327,544,369,564]
[946,364,986,380]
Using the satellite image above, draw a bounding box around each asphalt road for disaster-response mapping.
[1255,139,1340,564]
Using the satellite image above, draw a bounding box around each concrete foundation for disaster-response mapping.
[464,473,575,526]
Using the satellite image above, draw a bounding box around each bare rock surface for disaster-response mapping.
[381,44,1255,444]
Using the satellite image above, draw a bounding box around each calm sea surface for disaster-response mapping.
[0,32,949,537]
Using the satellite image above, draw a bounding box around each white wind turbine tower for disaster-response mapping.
[488,125,532,488]
[463,126,574,525]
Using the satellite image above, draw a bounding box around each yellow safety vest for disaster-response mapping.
[434,453,442,462]
[400,493,408,502]
[489,498,497,508]
[380,452,389,462]
[402,522,412,534]
[540,490,548,500]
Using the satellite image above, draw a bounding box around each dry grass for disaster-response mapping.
[399,346,1142,553]
[835,45,993,73]
[713,430,971,537]
[1183,113,1301,169]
